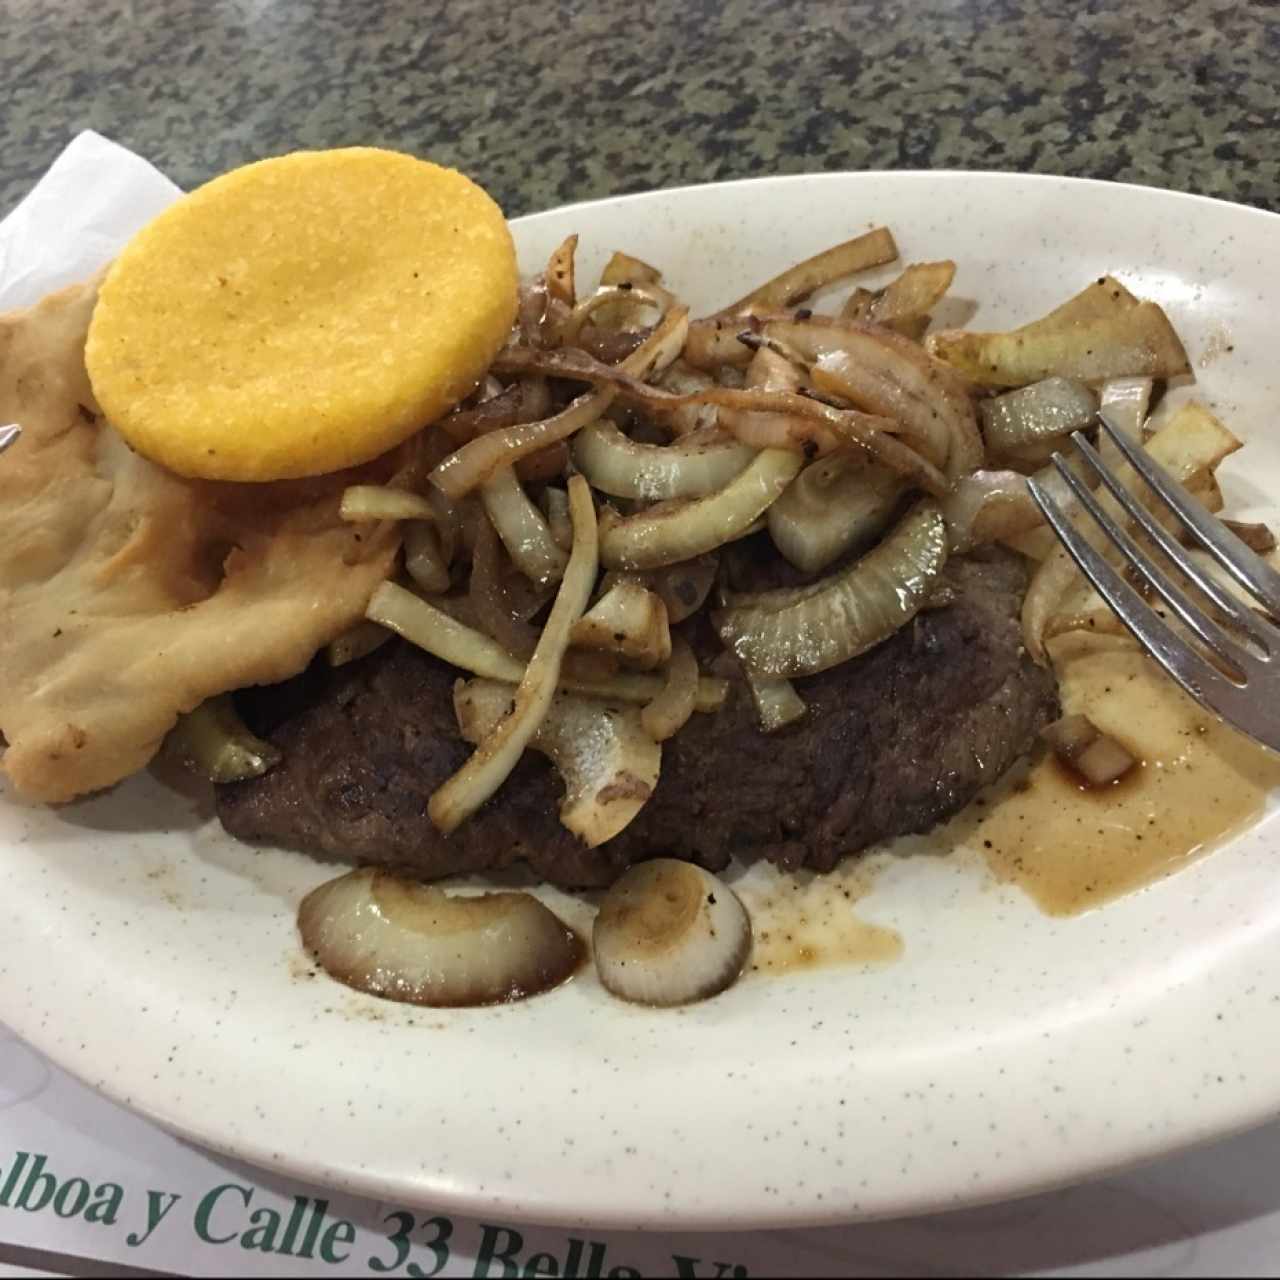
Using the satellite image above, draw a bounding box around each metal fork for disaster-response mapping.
[1027,411,1280,754]
[0,424,19,455]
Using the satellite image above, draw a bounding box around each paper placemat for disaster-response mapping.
[5,1022,1280,1277]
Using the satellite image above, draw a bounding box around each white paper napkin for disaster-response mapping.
[0,130,181,311]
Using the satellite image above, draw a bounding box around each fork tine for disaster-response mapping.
[1026,476,1243,714]
[1098,411,1280,616]
[1068,431,1280,653]
[0,424,20,455]
[1047,454,1247,675]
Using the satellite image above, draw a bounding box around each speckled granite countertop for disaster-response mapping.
[2,0,1278,218]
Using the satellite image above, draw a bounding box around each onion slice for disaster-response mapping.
[714,500,948,678]
[841,260,956,338]
[299,868,580,1007]
[515,440,570,486]
[542,485,573,552]
[519,274,573,349]
[480,339,947,492]
[366,581,729,712]
[945,446,1126,551]
[166,695,280,783]
[761,316,983,478]
[683,314,763,371]
[768,454,905,573]
[428,475,598,834]
[571,577,672,669]
[1098,377,1153,442]
[546,233,578,308]
[560,283,671,347]
[594,250,670,335]
[404,521,451,594]
[455,679,660,846]
[654,360,719,436]
[941,467,1049,551]
[928,277,1191,388]
[572,419,756,501]
[744,669,807,733]
[599,448,804,571]
[480,464,569,586]
[425,483,462,564]
[719,345,842,454]
[980,377,1098,454]
[437,378,551,444]
[340,485,435,523]
[1041,714,1136,788]
[640,635,700,741]
[1022,543,1093,666]
[593,860,752,1007]
[601,250,663,288]
[369,581,524,677]
[430,307,690,498]
[717,227,898,314]
[663,379,922,482]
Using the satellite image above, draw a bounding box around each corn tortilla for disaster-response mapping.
[86,148,518,481]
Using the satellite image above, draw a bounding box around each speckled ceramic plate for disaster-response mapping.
[4,172,1280,1230]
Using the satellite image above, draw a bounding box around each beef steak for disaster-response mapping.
[217,551,1058,887]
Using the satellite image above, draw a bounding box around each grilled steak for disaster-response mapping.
[217,551,1057,887]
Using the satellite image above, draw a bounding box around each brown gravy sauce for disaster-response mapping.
[972,635,1280,915]
[738,859,903,975]
[743,634,1280,976]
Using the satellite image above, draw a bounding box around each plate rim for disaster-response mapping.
[511,165,1280,230]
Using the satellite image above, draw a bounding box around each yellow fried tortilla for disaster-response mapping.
[0,278,399,803]
[85,148,518,482]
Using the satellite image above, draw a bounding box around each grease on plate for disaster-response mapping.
[973,637,1280,915]
[737,860,903,974]
[1198,325,1236,369]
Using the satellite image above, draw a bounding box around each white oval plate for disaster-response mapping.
[4,172,1280,1231]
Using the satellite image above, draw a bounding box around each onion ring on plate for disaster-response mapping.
[599,448,805,571]
[640,635,700,742]
[714,499,948,678]
[572,419,756,501]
